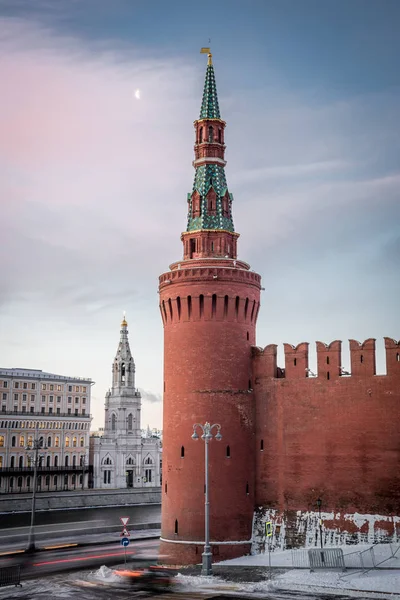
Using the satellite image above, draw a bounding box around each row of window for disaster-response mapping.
[110,413,135,430]
[0,473,83,490]
[0,454,86,468]
[102,468,153,484]
[2,407,86,415]
[3,394,87,403]
[2,382,87,393]
[0,420,90,431]
[101,455,154,466]
[0,434,86,448]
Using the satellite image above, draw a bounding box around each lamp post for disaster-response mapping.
[191,422,222,576]
[317,497,323,550]
[80,454,86,490]
[26,433,46,553]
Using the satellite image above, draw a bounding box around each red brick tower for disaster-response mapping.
[159,51,261,565]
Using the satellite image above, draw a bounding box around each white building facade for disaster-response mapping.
[90,316,161,489]
[0,368,93,494]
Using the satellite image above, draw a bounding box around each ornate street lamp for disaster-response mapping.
[25,433,47,552]
[192,422,222,576]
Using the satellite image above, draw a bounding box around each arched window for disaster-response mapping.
[11,436,16,447]
[19,435,25,447]
[55,436,60,448]
[19,456,23,468]
[80,437,84,447]
[17,476,22,488]
[218,128,222,143]
[126,457,134,465]
[127,414,133,430]
[72,436,77,447]
[54,455,58,467]
[72,455,76,466]
[72,474,76,485]
[208,126,213,142]
[144,456,153,465]
[45,475,50,487]
[47,436,51,447]
[10,456,15,467]
[65,436,70,448]
[0,435,4,447]
[121,363,126,382]
[199,127,203,143]
[54,475,58,487]
[65,455,69,467]
[111,414,116,431]
[46,456,50,467]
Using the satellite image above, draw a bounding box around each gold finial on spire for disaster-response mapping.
[121,311,128,327]
[200,46,212,65]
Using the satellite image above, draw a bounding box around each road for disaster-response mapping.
[0,568,378,600]
[0,504,161,551]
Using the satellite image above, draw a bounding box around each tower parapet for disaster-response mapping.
[316,340,342,380]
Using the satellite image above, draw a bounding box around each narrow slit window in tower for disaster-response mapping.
[121,363,125,382]
[248,379,252,390]
[226,445,230,458]
[199,127,203,143]
[294,358,297,366]
[176,296,181,320]
[327,372,330,380]
[326,356,330,365]
[127,414,133,430]
[111,414,116,431]
[162,300,167,323]
[250,300,256,322]
[360,354,364,363]
[212,294,217,318]
[247,331,249,341]
[199,295,204,318]
[174,519,178,535]
[208,126,213,142]
[165,482,167,494]
[244,298,249,319]
[397,353,400,362]
[168,299,173,321]
[235,296,239,318]
[224,295,229,318]
[246,482,249,495]
[218,128,222,143]
[181,446,184,458]
[187,295,192,319]
[210,241,214,252]
[260,439,264,451]
[190,238,196,258]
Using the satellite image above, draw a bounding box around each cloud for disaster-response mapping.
[140,390,162,404]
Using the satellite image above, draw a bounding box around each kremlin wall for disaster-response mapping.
[158,51,400,565]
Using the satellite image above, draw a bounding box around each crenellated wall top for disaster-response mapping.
[252,338,400,379]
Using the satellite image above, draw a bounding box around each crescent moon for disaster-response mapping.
[134,89,141,100]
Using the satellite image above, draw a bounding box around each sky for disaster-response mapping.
[0,0,399,431]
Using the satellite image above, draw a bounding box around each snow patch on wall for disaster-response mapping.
[252,507,400,555]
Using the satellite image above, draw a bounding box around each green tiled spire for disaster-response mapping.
[186,54,235,234]
[199,58,221,119]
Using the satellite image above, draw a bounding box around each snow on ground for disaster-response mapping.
[216,543,400,597]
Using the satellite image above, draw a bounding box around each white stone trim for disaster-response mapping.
[160,537,252,546]
[192,157,226,168]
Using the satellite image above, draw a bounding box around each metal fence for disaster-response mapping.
[292,543,400,573]
[309,548,346,572]
[0,565,22,588]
